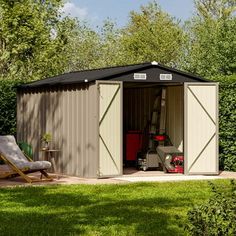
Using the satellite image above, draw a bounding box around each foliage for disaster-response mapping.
[66,20,122,71]
[194,0,236,19]
[120,1,186,67]
[0,180,230,235]
[183,0,236,76]
[0,0,78,81]
[186,180,236,235]
[64,23,101,71]
[95,20,123,68]
[217,74,236,171]
[41,133,52,143]
[0,79,23,135]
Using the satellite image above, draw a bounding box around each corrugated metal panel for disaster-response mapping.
[123,87,156,131]
[86,84,99,177]
[98,82,122,177]
[166,86,184,151]
[184,83,218,174]
[17,84,98,178]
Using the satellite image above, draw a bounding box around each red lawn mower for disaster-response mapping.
[137,134,184,174]
[156,145,184,174]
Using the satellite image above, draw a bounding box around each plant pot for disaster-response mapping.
[42,142,50,150]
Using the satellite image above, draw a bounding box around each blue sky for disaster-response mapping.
[62,0,195,28]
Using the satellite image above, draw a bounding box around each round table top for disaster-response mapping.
[40,149,60,152]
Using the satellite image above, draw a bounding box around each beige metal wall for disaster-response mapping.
[166,86,184,152]
[17,83,98,177]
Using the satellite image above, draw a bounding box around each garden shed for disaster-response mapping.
[17,62,219,178]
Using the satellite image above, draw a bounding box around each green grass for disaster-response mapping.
[0,180,231,236]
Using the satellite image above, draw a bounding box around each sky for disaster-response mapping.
[61,0,196,29]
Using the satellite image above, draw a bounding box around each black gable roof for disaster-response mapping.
[18,62,209,89]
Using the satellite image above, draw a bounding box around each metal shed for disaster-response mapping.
[17,62,219,178]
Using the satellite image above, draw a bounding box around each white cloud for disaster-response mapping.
[60,2,88,20]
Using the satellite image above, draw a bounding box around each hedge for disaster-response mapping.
[217,75,236,171]
[186,180,236,235]
[0,79,23,135]
[0,75,235,171]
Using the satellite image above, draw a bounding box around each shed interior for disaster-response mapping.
[123,82,184,173]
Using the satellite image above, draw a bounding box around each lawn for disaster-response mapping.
[0,180,231,236]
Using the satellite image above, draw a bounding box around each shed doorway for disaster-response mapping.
[123,83,184,175]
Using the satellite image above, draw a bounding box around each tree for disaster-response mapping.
[119,1,185,67]
[94,20,123,68]
[64,19,122,71]
[0,0,78,81]
[183,0,236,77]
[195,0,236,19]
[64,23,101,71]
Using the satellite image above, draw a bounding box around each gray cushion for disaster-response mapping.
[0,135,51,170]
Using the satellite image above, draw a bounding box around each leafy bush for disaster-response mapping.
[0,79,23,135]
[186,180,236,236]
[217,75,236,171]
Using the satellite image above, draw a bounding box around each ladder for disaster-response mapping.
[148,87,167,149]
[159,88,167,135]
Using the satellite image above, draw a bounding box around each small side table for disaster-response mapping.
[40,149,60,178]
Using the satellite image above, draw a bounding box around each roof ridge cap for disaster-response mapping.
[68,62,150,74]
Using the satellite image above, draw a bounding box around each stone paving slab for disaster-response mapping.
[0,171,235,188]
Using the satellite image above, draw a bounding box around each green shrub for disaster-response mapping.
[0,79,23,135]
[186,180,236,236]
[217,75,236,171]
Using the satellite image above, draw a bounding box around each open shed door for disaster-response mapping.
[97,81,122,177]
[184,83,218,175]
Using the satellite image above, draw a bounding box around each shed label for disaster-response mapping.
[134,73,147,80]
[160,74,173,80]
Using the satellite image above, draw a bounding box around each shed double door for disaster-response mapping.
[97,81,123,177]
[184,83,218,175]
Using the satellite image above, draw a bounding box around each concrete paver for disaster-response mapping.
[0,170,235,188]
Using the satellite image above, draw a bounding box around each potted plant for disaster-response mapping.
[41,133,52,150]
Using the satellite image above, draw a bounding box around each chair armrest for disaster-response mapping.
[22,151,33,162]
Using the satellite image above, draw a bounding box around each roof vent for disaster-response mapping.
[160,74,172,81]
[151,61,158,65]
[134,73,147,80]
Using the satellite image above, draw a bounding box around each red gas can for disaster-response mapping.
[126,131,142,161]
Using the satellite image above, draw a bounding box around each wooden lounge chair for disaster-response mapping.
[0,135,53,183]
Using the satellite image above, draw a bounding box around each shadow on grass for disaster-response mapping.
[0,183,211,235]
